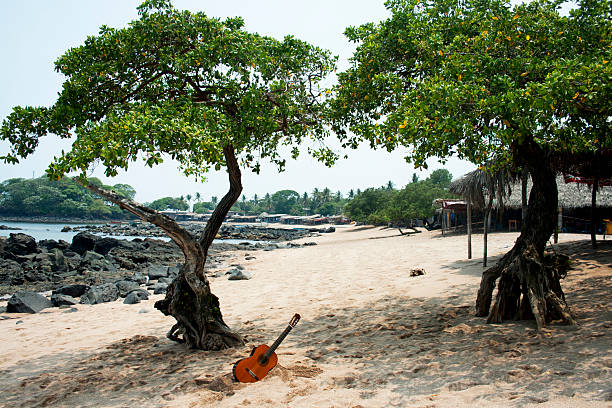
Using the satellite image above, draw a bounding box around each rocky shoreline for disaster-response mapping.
[68,221,333,240]
[0,225,322,314]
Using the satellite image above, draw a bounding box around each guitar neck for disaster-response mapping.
[264,325,294,359]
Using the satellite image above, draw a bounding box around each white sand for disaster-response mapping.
[0,226,610,407]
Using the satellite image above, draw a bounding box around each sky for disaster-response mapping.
[0,0,476,203]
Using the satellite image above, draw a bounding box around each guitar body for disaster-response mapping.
[233,344,278,383]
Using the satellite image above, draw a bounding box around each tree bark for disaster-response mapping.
[475,140,575,330]
[77,144,245,350]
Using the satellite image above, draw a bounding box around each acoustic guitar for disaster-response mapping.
[233,314,301,383]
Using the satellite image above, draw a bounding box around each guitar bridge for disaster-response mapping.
[246,367,260,381]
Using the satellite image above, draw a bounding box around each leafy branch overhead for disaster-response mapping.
[332,0,611,170]
[1,0,337,180]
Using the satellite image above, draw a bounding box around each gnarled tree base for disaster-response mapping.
[475,244,575,330]
[155,274,244,350]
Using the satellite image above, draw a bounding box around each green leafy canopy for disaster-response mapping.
[1,1,337,181]
[332,0,611,170]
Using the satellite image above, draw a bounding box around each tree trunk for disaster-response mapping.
[475,140,575,330]
[78,144,245,350]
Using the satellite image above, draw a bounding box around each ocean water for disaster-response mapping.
[0,221,266,245]
[0,222,91,242]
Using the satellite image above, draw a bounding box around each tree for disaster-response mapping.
[148,196,189,211]
[332,0,611,329]
[1,0,335,349]
[270,189,300,214]
[428,169,453,189]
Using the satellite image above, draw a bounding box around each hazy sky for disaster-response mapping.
[0,0,475,203]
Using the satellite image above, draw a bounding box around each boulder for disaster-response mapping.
[79,283,119,305]
[0,259,24,285]
[49,248,67,272]
[152,283,168,294]
[227,269,252,281]
[61,226,72,232]
[5,233,38,256]
[114,280,141,297]
[123,292,142,304]
[80,251,117,273]
[147,264,168,280]
[38,239,70,251]
[93,237,123,256]
[53,284,90,297]
[128,288,150,300]
[7,291,53,313]
[123,289,149,304]
[51,294,78,307]
[69,232,99,255]
[128,272,148,285]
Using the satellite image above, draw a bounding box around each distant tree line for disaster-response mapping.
[0,177,136,219]
[0,169,455,222]
[343,169,455,226]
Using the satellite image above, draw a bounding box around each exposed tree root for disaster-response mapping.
[155,274,244,350]
[476,244,575,330]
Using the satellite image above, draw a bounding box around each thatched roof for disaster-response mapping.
[449,167,516,209]
[503,175,612,210]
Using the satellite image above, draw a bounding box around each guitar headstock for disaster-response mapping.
[289,313,301,327]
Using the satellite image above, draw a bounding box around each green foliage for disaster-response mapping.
[0,177,135,219]
[1,1,337,182]
[342,173,455,225]
[332,0,611,171]
[428,169,453,188]
[147,196,189,211]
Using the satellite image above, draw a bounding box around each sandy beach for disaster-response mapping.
[0,225,610,407]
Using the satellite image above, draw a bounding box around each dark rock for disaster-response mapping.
[49,248,67,272]
[0,259,24,285]
[38,239,69,251]
[0,224,21,230]
[128,288,149,300]
[6,233,38,256]
[123,292,142,304]
[7,291,53,313]
[53,284,90,297]
[324,226,336,233]
[129,272,148,285]
[157,277,173,284]
[61,226,72,232]
[147,265,168,280]
[69,232,99,255]
[0,306,6,313]
[80,251,117,273]
[80,283,119,305]
[51,294,78,307]
[303,242,317,246]
[227,269,252,281]
[167,264,181,277]
[245,256,256,260]
[152,283,168,294]
[114,280,141,297]
[93,237,123,256]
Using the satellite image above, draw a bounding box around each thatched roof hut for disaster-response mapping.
[502,175,612,210]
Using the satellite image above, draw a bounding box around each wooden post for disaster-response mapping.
[591,178,599,249]
[467,201,472,259]
[521,168,528,223]
[483,209,489,267]
[554,207,559,244]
